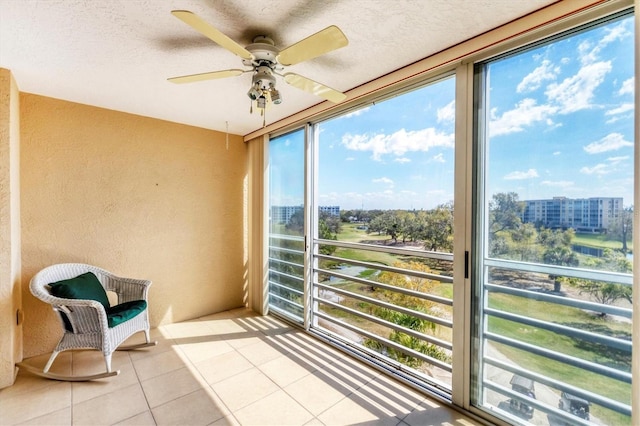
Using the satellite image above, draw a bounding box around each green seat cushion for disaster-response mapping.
[49,272,110,311]
[107,300,147,328]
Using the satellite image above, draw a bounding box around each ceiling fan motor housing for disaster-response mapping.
[252,65,276,90]
[243,36,279,66]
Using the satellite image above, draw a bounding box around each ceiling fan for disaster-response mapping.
[168,10,349,114]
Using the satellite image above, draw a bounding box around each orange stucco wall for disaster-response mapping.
[20,93,247,357]
[0,69,22,387]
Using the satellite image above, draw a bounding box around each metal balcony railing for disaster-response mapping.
[267,235,633,424]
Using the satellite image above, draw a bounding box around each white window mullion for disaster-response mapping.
[451,62,475,409]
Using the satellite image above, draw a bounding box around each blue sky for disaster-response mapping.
[271,13,634,211]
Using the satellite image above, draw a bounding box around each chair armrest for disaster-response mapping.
[99,271,152,303]
[44,296,110,334]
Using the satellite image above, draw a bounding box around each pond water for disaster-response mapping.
[325,265,369,282]
[572,244,633,260]
[572,244,603,257]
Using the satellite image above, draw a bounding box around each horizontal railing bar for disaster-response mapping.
[269,246,305,256]
[484,258,632,286]
[316,254,453,283]
[483,380,593,426]
[268,292,304,311]
[484,356,632,416]
[317,297,453,351]
[268,269,304,283]
[485,307,632,352]
[314,238,454,261]
[314,310,452,372]
[268,280,304,297]
[316,267,453,307]
[269,305,303,323]
[269,257,304,270]
[316,281,452,328]
[269,234,305,242]
[486,283,632,318]
[485,332,631,383]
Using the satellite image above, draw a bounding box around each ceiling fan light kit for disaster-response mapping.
[168,10,348,117]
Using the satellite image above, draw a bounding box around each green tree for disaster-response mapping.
[608,206,633,254]
[285,208,304,235]
[489,192,525,236]
[510,222,539,261]
[319,210,342,235]
[340,209,354,223]
[539,228,579,292]
[570,249,632,313]
[488,192,525,258]
[368,210,402,242]
[423,203,454,252]
[363,261,451,368]
[318,219,338,255]
[572,280,632,312]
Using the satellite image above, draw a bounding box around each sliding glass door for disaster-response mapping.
[308,76,458,394]
[473,10,634,425]
[267,129,306,324]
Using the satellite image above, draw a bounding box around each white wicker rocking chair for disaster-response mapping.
[21,263,156,381]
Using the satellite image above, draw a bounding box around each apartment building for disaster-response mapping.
[522,196,623,232]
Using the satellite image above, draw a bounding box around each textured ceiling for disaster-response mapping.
[0,0,557,135]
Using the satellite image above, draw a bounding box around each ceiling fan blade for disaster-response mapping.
[277,26,348,66]
[171,10,253,60]
[168,69,245,84]
[284,73,347,103]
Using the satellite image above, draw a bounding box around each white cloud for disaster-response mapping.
[553,151,561,156]
[580,163,610,175]
[341,128,454,161]
[541,180,574,188]
[432,153,445,163]
[394,157,411,163]
[489,98,557,137]
[545,61,612,113]
[492,55,613,138]
[619,77,634,96]
[437,100,455,123]
[605,115,630,125]
[517,60,558,93]
[607,155,629,163]
[504,169,539,180]
[578,40,595,65]
[601,20,631,44]
[583,133,633,154]
[579,20,631,65]
[345,157,355,161]
[372,177,394,185]
[342,107,371,118]
[605,103,634,116]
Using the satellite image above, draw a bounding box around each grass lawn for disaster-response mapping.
[573,232,632,252]
[489,292,631,425]
[338,223,389,243]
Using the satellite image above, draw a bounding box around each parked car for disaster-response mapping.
[559,392,590,421]
[509,375,536,419]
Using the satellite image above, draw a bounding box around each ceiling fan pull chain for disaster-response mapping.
[225,121,229,150]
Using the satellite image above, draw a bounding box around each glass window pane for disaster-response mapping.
[268,129,305,323]
[474,11,634,425]
[312,77,457,392]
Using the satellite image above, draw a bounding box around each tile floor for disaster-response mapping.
[1,308,481,426]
